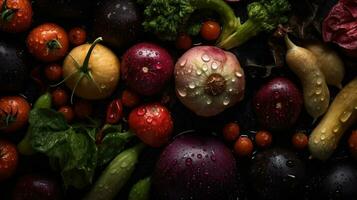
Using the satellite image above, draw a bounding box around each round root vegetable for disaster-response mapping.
[175,46,245,117]
[61,37,120,101]
[285,36,330,121]
[304,41,345,88]
[309,78,357,160]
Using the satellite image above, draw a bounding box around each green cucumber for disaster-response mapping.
[128,177,151,200]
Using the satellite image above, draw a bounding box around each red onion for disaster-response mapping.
[175,46,245,117]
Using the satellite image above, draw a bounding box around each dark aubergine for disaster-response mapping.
[306,162,357,200]
[93,0,142,48]
[0,38,27,94]
[253,77,303,131]
[249,148,306,200]
[33,0,93,19]
[12,175,62,200]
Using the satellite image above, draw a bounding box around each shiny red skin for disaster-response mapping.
[12,175,62,200]
[128,103,173,147]
[0,0,33,33]
[152,134,237,200]
[121,43,174,96]
[253,77,303,131]
[105,99,123,124]
[0,140,18,181]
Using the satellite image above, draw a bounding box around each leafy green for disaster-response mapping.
[97,124,135,167]
[29,109,134,189]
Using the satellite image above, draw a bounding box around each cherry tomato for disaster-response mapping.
[68,27,87,46]
[200,20,221,41]
[0,96,30,133]
[255,130,272,148]
[175,34,192,50]
[122,90,140,108]
[106,99,123,124]
[234,136,253,157]
[292,132,309,150]
[74,99,92,119]
[0,140,18,181]
[27,23,69,62]
[222,122,240,142]
[58,106,74,123]
[44,63,62,82]
[0,0,33,33]
[348,130,357,158]
[51,89,68,107]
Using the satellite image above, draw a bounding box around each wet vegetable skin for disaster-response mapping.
[309,78,357,160]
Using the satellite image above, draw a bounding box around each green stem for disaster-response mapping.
[81,37,103,73]
[284,35,297,50]
[190,0,240,43]
[47,39,62,50]
[217,19,262,50]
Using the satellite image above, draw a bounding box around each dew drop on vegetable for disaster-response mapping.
[321,97,325,101]
[315,88,322,95]
[339,111,352,123]
[231,78,236,83]
[316,79,322,85]
[333,126,340,133]
[229,88,233,92]
[355,106,357,110]
[206,99,212,105]
[137,108,146,116]
[202,64,208,71]
[188,83,195,89]
[235,71,243,77]
[313,139,319,144]
[313,98,317,102]
[120,161,129,168]
[223,97,230,106]
[177,88,187,97]
[320,134,326,141]
[197,154,202,159]
[201,54,210,62]
[185,158,192,166]
[179,59,187,67]
[286,160,294,168]
[211,62,219,70]
[196,69,202,76]
[210,155,216,161]
[146,117,153,124]
[142,67,149,73]
[321,128,326,133]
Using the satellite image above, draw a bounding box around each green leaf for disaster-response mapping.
[97,124,135,167]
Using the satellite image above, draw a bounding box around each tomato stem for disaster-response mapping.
[47,39,63,50]
[81,37,103,73]
[0,0,16,22]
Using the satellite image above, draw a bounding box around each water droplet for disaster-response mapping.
[287,174,296,179]
[321,128,326,133]
[316,79,322,85]
[179,59,187,67]
[321,97,325,101]
[211,62,219,70]
[146,117,153,123]
[286,160,295,168]
[100,84,106,89]
[206,99,212,105]
[201,54,210,62]
[340,111,352,123]
[320,134,326,141]
[137,108,146,116]
[142,67,149,73]
[313,98,318,102]
[210,155,216,161]
[333,126,339,133]
[228,88,233,92]
[314,139,319,144]
[188,83,195,89]
[197,154,202,159]
[235,71,243,77]
[315,88,322,95]
[121,162,129,168]
[196,69,202,76]
[177,88,187,97]
[202,64,208,71]
[355,106,357,110]
[185,158,192,166]
[231,78,236,83]
[223,97,230,106]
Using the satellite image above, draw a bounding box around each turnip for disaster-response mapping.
[175,46,245,117]
[121,43,174,96]
[152,134,237,200]
[60,37,120,102]
[253,77,303,131]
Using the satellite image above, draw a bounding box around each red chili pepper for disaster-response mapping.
[105,99,123,124]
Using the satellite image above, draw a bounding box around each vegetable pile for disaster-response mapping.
[0,0,356,199]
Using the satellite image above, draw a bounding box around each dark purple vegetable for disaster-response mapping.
[12,175,62,200]
[93,0,141,48]
[121,43,174,96]
[306,162,357,199]
[0,38,27,94]
[152,134,237,200]
[249,148,306,200]
[253,77,303,131]
[34,0,93,19]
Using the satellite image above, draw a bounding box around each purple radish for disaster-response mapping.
[253,77,303,131]
[121,43,174,96]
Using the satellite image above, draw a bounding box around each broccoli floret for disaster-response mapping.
[217,0,291,49]
[139,0,291,50]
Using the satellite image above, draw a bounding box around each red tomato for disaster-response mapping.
[175,34,192,50]
[27,23,69,62]
[74,99,93,120]
[348,130,357,158]
[200,20,221,41]
[234,136,253,157]
[58,106,74,123]
[51,89,68,107]
[44,63,63,82]
[222,122,240,142]
[0,96,30,133]
[255,130,272,148]
[0,0,32,33]
[122,90,140,108]
[129,103,173,147]
[292,132,309,150]
[0,140,18,181]
[106,99,123,124]
[68,27,87,46]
